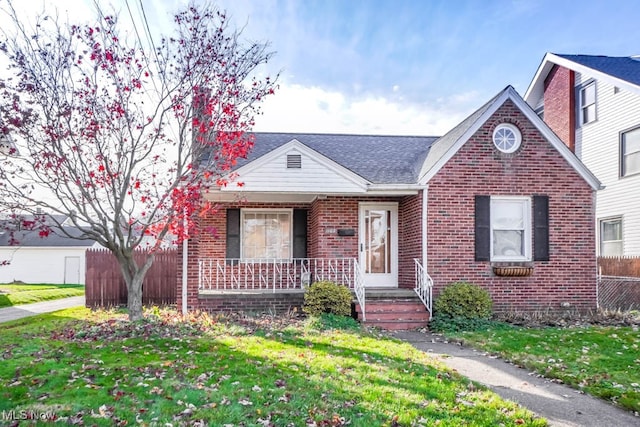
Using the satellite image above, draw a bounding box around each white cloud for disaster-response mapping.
[253,82,478,136]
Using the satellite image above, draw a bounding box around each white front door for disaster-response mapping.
[359,203,398,288]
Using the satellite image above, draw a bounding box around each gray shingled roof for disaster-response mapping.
[235,133,439,184]
[0,227,95,247]
[555,54,640,87]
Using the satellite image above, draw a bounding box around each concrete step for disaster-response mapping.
[361,319,429,330]
[353,292,430,330]
[362,311,430,321]
[354,302,427,313]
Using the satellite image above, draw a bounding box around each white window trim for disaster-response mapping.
[620,125,640,178]
[492,123,522,154]
[490,196,532,262]
[240,208,293,260]
[578,80,597,126]
[599,216,623,256]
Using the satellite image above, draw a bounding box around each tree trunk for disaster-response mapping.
[127,273,144,321]
[121,253,155,321]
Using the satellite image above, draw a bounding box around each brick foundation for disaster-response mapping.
[198,291,305,314]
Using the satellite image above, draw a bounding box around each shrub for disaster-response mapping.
[430,282,493,332]
[434,281,493,319]
[303,281,352,317]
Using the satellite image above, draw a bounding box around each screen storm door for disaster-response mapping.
[358,203,398,288]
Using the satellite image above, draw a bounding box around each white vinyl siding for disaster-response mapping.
[229,149,366,193]
[575,72,640,255]
[0,247,89,284]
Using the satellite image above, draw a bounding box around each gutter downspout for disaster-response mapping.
[421,185,429,271]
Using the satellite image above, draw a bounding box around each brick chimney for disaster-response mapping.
[543,65,575,152]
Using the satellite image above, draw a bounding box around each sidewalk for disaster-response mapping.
[0,296,85,323]
[393,330,639,427]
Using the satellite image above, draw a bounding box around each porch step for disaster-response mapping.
[353,289,430,330]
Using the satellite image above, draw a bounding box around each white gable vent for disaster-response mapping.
[287,154,302,169]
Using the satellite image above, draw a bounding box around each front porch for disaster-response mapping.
[197,257,433,329]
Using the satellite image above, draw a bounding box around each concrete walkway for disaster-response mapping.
[393,331,639,427]
[0,296,85,323]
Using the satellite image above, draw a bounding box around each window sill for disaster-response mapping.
[491,262,533,277]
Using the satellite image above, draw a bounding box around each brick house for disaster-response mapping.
[178,86,601,329]
[525,53,640,256]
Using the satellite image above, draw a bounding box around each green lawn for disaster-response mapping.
[0,283,84,308]
[446,324,640,413]
[0,308,547,426]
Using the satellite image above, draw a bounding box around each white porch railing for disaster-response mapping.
[198,258,360,292]
[414,258,433,314]
[353,259,366,321]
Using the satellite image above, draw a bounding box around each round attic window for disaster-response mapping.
[492,123,521,153]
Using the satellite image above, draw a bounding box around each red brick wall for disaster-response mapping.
[399,193,423,288]
[427,99,597,313]
[308,197,359,259]
[543,65,575,152]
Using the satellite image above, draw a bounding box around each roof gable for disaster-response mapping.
[525,53,640,107]
[419,86,602,191]
[230,133,437,184]
[220,139,370,194]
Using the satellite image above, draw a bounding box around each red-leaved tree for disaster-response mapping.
[0,1,277,320]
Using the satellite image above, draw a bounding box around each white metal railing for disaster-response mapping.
[353,259,366,321]
[198,258,359,292]
[414,258,433,314]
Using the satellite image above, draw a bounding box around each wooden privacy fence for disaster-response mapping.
[598,256,640,277]
[85,249,177,308]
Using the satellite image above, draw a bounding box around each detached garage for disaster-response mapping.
[0,228,96,285]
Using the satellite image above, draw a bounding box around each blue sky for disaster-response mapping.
[212,0,640,135]
[9,0,640,135]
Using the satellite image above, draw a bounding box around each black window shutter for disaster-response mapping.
[533,195,550,261]
[292,209,308,258]
[226,209,241,259]
[475,196,491,261]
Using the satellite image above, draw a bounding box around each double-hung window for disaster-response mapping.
[621,126,640,177]
[241,210,292,260]
[578,81,597,126]
[599,217,623,256]
[490,197,531,261]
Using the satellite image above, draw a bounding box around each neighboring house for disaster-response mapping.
[0,215,96,285]
[525,53,640,256]
[178,86,601,329]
